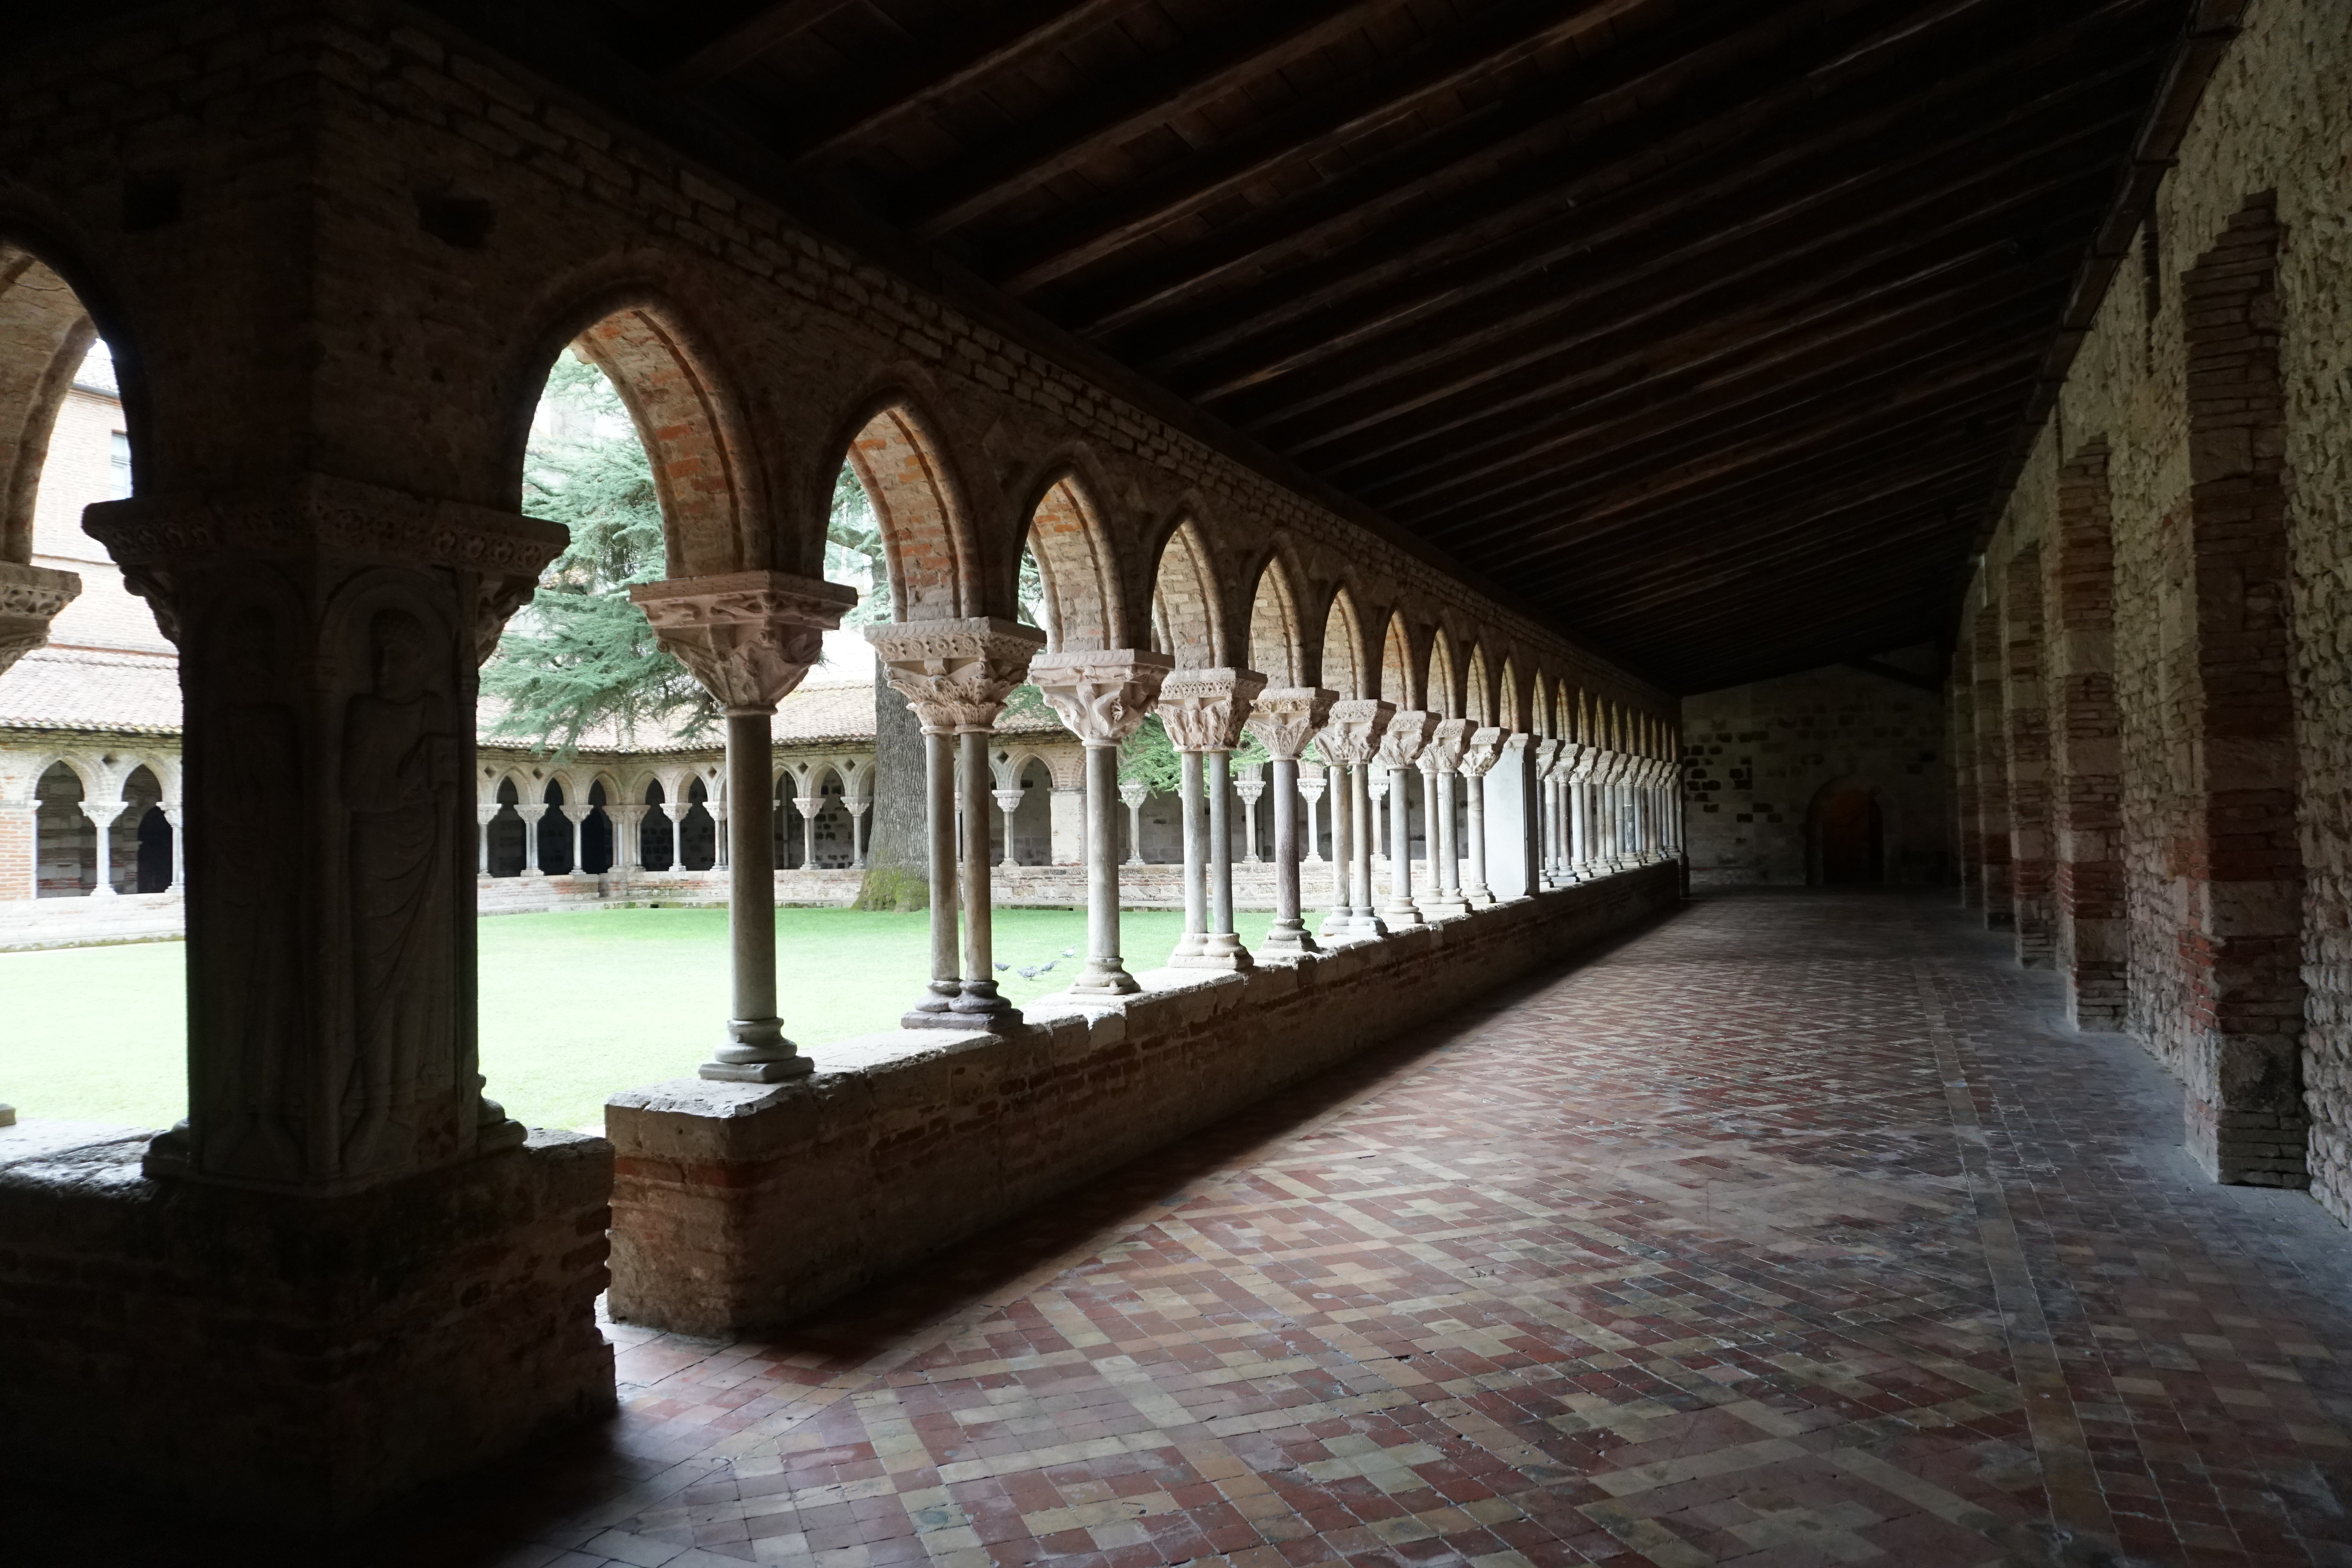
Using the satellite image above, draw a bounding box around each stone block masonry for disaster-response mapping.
[605,866,1678,1336]
[0,1131,616,1527]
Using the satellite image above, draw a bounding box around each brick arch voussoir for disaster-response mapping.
[828,377,991,623]
[1241,542,1309,687]
[1014,452,1128,653]
[1145,511,1227,670]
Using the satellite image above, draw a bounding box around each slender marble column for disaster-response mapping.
[1204,750,1246,966]
[1375,711,1431,927]
[477,803,496,877]
[1119,777,1149,865]
[1532,740,1559,888]
[82,800,124,895]
[1245,688,1334,955]
[794,794,822,868]
[1173,747,1207,962]
[1032,647,1172,997]
[1325,764,1352,936]
[1234,766,1265,863]
[517,803,547,876]
[562,804,587,875]
[955,727,1014,1023]
[1161,668,1263,971]
[848,797,869,866]
[1315,698,1391,939]
[1299,763,1326,862]
[1419,718,1470,917]
[632,570,855,1082]
[995,787,1024,868]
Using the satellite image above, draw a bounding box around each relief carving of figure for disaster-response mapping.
[341,607,457,1171]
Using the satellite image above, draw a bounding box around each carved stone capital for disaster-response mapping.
[1458,726,1506,778]
[633,570,857,714]
[1029,648,1174,747]
[1243,687,1337,762]
[1375,709,1434,770]
[1314,697,1394,768]
[0,560,82,678]
[864,616,1047,734]
[84,474,567,657]
[1418,717,1472,774]
[1158,667,1267,753]
[1534,738,1561,778]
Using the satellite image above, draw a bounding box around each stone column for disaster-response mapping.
[1315,698,1392,940]
[516,803,547,877]
[161,800,184,890]
[1118,777,1150,865]
[633,571,856,1081]
[1420,718,1471,917]
[2003,543,2053,963]
[1246,688,1335,956]
[711,801,729,871]
[1459,727,1502,905]
[1234,765,1266,863]
[614,804,644,873]
[1533,740,1560,887]
[868,618,1047,1028]
[82,798,125,895]
[1565,753,1588,879]
[994,787,1025,868]
[1161,668,1264,972]
[1972,601,2013,930]
[847,795,870,867]
[1032,648,1172,996]
[562,804,588,875]
[83,477,562,1189]
[1298,762,1327,862]
[477,804,498,877]
[795,795,822,869]
[1368,764,1391,864]
[1375,709,1429,927]
[2048,441,2124,1026]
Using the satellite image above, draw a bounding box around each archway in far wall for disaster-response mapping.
[1809,780,1883,885]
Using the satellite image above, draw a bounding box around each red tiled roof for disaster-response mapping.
[0,648,182,734]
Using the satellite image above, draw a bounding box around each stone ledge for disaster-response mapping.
[0,1130,617,1527]
[606,865,1681,1335]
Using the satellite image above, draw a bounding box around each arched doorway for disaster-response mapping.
[1811,783,1883,885]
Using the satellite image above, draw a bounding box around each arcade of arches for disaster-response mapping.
[5,4,2352,1563]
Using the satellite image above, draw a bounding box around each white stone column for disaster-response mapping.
[1532,740,1559,889]
[712,800,729,870]
[1458,727,1502,906]
[1034,649,1172,996]
[633,571,855,1081]
[1317,699,1394,938]
[161,800,183,890]
[847,795,870,866]
[1119,777,1149,865]
[1246,688,1334,956]
[1298,762,1327,862]
[994,787,1025,868]
[82,799,126,895]
[1368,764,1391,865]
[516,803,547,877]
[795,795,822,868]
[476,804,498,877]
[1162,668,1264,972]
[1174,747,1207,961]
[1234,764,1265,863]
[562,804,588,875]
[1419,718,1470,917]
[868,618,1047,1028]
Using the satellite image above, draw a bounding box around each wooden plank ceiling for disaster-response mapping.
[572,0,2190,690]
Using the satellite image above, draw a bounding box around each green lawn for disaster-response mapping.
[0,904,1284,1134]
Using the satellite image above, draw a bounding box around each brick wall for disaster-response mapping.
[1680,656,1949,887]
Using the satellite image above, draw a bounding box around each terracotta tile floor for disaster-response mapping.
[35,890,2352,1566]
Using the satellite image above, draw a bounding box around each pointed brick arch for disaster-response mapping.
[1425,628,1459,719]
[573,306,754,579]
[1245,553,1304,685]
[1319,587,1366,698]
[1149,517,1223,668]
[843,400,976,621]
[1465,646,1492,726]
[1024,474,1122,653]
[1378,612,1417,709]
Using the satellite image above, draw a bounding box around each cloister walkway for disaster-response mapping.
[38,890,2352,1567]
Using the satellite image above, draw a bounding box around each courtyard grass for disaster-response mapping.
[0,904,1281,1135]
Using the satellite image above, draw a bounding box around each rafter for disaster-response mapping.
[660,0,861,90]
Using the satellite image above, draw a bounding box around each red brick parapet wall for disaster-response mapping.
[603,865,1681,1337]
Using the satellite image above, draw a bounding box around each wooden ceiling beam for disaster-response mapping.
[661,0,862,89]
[988,0,1671,296]
[787,0,1138,162]
[1255,152,2118,457]
[900,0,1416,242]
[1077,0,2154,347]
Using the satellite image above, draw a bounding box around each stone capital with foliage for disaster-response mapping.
[0,560,81,679]
[1458,726,1506,778]
[1029,648,1174,747]
[1315,697,1395,768]
[1245,687,1338,762]
[864,616,1046,734]
[1158,667,1267,753]
[632,570,858,714]
[1375,709,1433,770]
[1418,717,1472,774]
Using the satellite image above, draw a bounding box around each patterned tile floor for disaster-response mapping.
[31,890,2352,1566]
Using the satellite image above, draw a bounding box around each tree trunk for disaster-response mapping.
[854,662,928,909]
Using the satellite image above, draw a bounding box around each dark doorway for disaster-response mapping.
[1815,786,1883,885]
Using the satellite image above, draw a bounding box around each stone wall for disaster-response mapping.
[0,1129,615,1527]
[1679,656,1949,887]
[605,864,1679,1336]
[1956,0,2352,1204]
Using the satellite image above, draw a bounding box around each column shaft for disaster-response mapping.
[701,711,809,1081]
[1265,755,1312,952]
[1204,750,1245,965]
[1077,742,1136,993]
[1176,748,1207,959]
[956,728,1013,1022]
[909,727,960,1021]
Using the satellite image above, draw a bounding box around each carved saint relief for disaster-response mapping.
[341,607,457,1172]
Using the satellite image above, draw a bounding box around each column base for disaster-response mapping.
[1171,933,1253,971]
[1384,902,1425,928]
[703,1018,815,1080]
[701,1055,815,1082]
[1259,922,1320,957]
[1068,962,1142,997]
[950,983,1022,1028]
[1463,885,1495,906]
[1422,897,1472,919]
